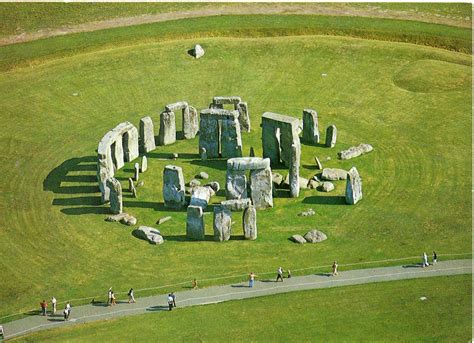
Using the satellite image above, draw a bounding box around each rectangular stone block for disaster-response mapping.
[213,96,242,105]
[237,102,250,132]
[302,109,319,144]
[220,199,251,211]
[124,126,139,162]
[183,105,199,139]
[220,117,242,158]
[159,111,176,146]
[213,206,232,241]
[199,116,220,158]
[163,165,186,209]
[139,116,156,153]
[250,167,273,209]
[186,205,205,240]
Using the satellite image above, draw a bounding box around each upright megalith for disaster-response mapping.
[221,114,243,158]
[250,167,273,209]
[236,102,250,132]
[139,116,156,153]
[159,110,176,146]
[302,109,319,144]
[345,167,362,205]
[141,156,148,173]
[289,143,300,198]
[165,101,198,140]
[243,204,257,240]
[210,96,250,132]
[163,165,186,209]
[325,125,337,148]
[213,206,232,241]
[134,163,140,181]
[106,177,123,214]
[186,205,205,240]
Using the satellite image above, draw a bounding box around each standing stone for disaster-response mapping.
[191,44,205,59]
[199,116,219,158]
[112,135,124,170]
[236,102,250,132]
[159,111,176,146]
[141,156,148,173]
[163,165,186,209]
[289,143,300,198]
[250,167,273,209]
[134,163,140,181]
[302,109,319,144]
[243,204,257,240]
[325,125,337,148]
[183,105,199,139]
[123,126,139,162]
[249,147,255,157]
[314,156,323,170]
[221,116,243,158]
[128,177,134,192]
[226,171,248,200]
[98,159,111,203]
[106,177,122,214]
[213,206,232,241]
[345,166,362,205]
[139,116,156,153]
[186,205,205,240]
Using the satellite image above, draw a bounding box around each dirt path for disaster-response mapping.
[0,4,470,46]
[1,259,471,340]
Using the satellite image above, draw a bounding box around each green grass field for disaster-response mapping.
[0,5,471,339]
[11,275,472,342]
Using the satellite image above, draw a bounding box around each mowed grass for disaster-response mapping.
[0,20,471,320]
[11,275,472,342]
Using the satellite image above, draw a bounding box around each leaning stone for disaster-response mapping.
[213,206,232,241]
[135,226,163,245]
[250,167,273,209]
[188,179,201,188]
[158,111,176,146]
[320,182,335,192]
[338,144,374,160]
[186,205,205,240]
[205,181,220,193]
[163,165,186,209]
[191,44,205,59]
[307,179,319,189]
[304,229,327,243]
[302,109,319,144]
[139,116,156,153]
[321,168,347,181]
[197,171,209,180]
[325,125,337,148]
[134,163,140,181]
[140,156,148,173]
[299,177,308,189]
[221,199,251,211]
[272,172,284,186]
[106,177,122,214]
[345,166,362,205]
[243,204,257,240]
[314,156,323,170]
[128,178,134,192]
[156,216,172,225]
[291,234,306,244]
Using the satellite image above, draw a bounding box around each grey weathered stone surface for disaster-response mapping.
[325,125,337,148]
[105,213,127,222]
[186,205,204,240]
[227,157,270,171]
[345,166,362,205]
[299,177,309,189]
[226,170,247,200]
[212,96,241,105]
[106,177,122,214]
[338,143,374,160]
[191,44,205,59]
[250,166,273,209]
[159,111,176,146]
[237,102,250,132]
[121,213,137,226]
[188,179,201,188]
[197,171,209,179]
[289,143,300,198]
[314,156,323,170]
[272,172,284,186]
[220,199,251,211]
[320,181,335,192]
[205,181,220,193]
[189,186,213,209]
[139,116,156,153]
[291,234,306,244]
[199,111,220,158]
[156,216,172,225]
[98,159,111,203]
[140,156,148,173]
[165,101,188,113]
[221,115,243,158]
[135,226,163,245]
[243,204,257,240]
[171,153,179,160]
[213,206,232,241]
[163,165,186,209]
[298,209,315,217]
[200,147,207,160]
[304,229,327,243]
[321,168,347,181]
[249,146,255,157]
[302,109,319,144]
[307,179,319,189]
[184,105,199,139]
[134,163,140,181]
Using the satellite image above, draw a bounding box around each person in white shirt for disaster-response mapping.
[276,267,284,282]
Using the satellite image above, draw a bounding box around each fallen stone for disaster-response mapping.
[220,199,251,211]
[189,186,213,209]
[307,179,319,189]
[298,209,315,217]
[314,156,323,170]
[304,229,327,243]
[243,204,257,240]
[291,234,306,244]
[136,181,144,187]
[338,144,374,160]
[156,216,172,225]
[213,206,232,241]
[191,44,205,59]
[188,179,201,188]
[205,181,220,193]
[299,177,308,189]
[135,226,164,245]
[197,171,209,179]
[121,213,137,226]
[345,166,362,205]
[320,182,335,192]
[105,213,128,222]
[321,168,347,181]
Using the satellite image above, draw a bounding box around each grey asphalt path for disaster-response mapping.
[2,259,471,340]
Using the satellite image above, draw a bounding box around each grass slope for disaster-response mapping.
[12,274,472,342]
[0,29,471,321]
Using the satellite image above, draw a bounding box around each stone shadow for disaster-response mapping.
[147,305,168,312]
[52,196,102,206]
[146,152,199,160]
[301,141,327,148]
[190,159,227,171]
[302,196,346,205]
[61,207,110,215]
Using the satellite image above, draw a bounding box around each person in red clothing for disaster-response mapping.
[40,300,48,316]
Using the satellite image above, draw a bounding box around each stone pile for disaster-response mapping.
[209,96,250,132]
[338,143,373,160]
[292,229,327,244]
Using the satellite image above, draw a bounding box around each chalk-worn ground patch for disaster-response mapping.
[393,59,471,93]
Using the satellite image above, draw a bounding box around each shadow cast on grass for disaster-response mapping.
[52,196,102,206]
[190,159,227,171]
[302,196,346,205]
[61,207,110,215]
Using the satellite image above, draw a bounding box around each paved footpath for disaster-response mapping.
[2,259,471,340]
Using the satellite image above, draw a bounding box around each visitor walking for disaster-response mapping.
[107,287,113,306]
[111,291,116,306]
[192,279,198,289]
[432,251,437,264]
[287,270,292,279]
[65,302,71,320]
[276,267,284,282]
[39,300,48,316]
[128,288,136,303]
[332,261,338,276]
[167,294,174,311]
[171,292,176,307]
[248,272,256,288]
[51,296,57,315]
[422,252,429,267]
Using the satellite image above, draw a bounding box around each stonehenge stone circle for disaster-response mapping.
[220,199,252,211]
[165,101,199,140]
[302,109,320,144]
[345,166,362,205]
[289,143,300,198]
[321,168,348,181]
[106,177,123,214]
[139,116,156,153]
[262,112,301,168]
[325,125,337,148]
[163,165,186,209]
[159,110,176,146]
[213,206,232,241]
[338,143,373,160]
[243,204,257,240]
[141,156,147,173]
[199,109,242,159]
[135,226,164,245]
[186,205,205,240]
[191,44,205,59]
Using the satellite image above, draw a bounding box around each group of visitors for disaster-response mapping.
[39,298,71,320]
[107,287,136,306]
[422,251,437,267]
